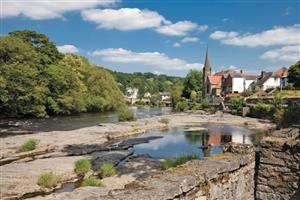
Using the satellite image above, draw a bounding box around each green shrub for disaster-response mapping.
[161,155,196,170]
[118,108,136,122]
[190,102,202,110]
[18,139,37,152]
[174,100,188,111]
[82,176,102,187]
[248,103,273,119]
[100,163,116,177]
[159,118,170,125]
[229,97,245,115]
[200,98,210,109]
[74,159,91,176]
[37,172,58,188]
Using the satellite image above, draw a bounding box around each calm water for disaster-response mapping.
[133,124,255,159]
[0,106,171,132]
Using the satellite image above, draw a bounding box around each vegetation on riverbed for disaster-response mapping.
[100,163,116,177]
[74,159,91,176]
[0,30,125,118]
[161,155,196,170]
[118,108,136,122]
[37,172,58,188]
[159,118,170,125]
[82,176,102,187]
[18,139,37,152]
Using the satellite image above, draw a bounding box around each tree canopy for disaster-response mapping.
[287,60,300,89]
[0,30,125,118]
[182,69,203,99]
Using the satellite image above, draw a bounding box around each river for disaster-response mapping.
[0,106,172,133]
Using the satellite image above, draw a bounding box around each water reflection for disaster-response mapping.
[133,124,254,159]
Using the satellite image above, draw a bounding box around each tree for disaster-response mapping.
[287,60,300,89]
[183,69,203,99]
[190,90,198,102]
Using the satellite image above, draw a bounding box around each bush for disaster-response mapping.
[100,163,116,177]
[74,159,91,176]
[228,97,245,115]
[18,139,37,152]
[37,172,58,188]
[282,105,300,128]
[174,100,188,111]
[200,98,210,109]
[161,155,196,170]
[190,102,201,110]
[159,118,170,125]
[248,103,273,119]
[118,108,136,122]
[82,176,102,187]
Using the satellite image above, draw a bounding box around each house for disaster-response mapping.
[221,70,257,94]
[274,67,288,88]
[160,92,171,101]
[125,87,139,104]
[207,75,222,96]
[250,70,286,91]
[144,92,151,98]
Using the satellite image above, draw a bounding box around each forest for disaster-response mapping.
[0,30,125,118]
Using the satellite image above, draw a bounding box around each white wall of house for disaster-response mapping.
[232,77,245,93]
[245,79,255,91]
[126,88,139,99]
[262,77,281,90]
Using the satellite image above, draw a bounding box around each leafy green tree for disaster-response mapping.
[287,60,300,89]
[0,36,48,117]
[183,69,203,99]
[190,90,198,102]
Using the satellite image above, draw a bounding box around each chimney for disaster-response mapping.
[240,70,243,74]
[261,71,266,78]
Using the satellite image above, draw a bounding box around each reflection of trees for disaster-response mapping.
[184,131,209,145]
[221,135,232,144]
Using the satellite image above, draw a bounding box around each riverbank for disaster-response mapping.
[0,111,275,199]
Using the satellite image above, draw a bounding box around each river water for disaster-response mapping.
[133,124,255,159]
[0,106,172,132]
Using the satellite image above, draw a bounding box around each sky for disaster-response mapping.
[1,0,300,77]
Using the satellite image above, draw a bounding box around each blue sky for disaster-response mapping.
[1,0,299,76]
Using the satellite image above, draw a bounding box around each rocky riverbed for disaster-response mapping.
[0,111,274,199]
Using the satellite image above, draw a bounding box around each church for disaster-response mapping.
[202,48,222,98]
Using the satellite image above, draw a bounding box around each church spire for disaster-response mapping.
[204,46,211,71]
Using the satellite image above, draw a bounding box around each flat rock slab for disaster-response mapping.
[0,156,83,199]
[87,150,133,170]
[108,136,163,150]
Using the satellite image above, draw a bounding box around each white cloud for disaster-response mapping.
[210,24,300,47]
[181,37,199,43]
[81,8,166,31]
[1,0,119,20]
[91,48,203,70]
[173,42,181,47]
[260,45,300,62]
[57,45,79,53]
[156,20,199,36]
[210,31,238,40]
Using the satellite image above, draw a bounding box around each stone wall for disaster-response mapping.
[256,128,300,200]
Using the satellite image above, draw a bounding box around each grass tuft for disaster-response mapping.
[82,176,102,187]
[37,172,58,188]
[118,108,136,122]
[74,159,91,176]
[159,118,170,125]
[161,155,196,170]
[100,163,116,177]
[18,139,37,152]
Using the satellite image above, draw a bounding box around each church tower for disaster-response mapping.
[202,47,212,98]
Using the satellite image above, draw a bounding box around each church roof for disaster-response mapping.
[208,75,222,85]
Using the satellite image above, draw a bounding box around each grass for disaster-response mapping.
[100,163,116,177]
[159,118,170,125]
[18,139,37,152]
[74,159,92,176]
[161,155,196,170]
[81,176,102,187]
[254,131,271,143]
[118,108,136,122]
[37,172,58,188]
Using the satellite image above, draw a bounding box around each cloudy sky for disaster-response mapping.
[1,0,299,76]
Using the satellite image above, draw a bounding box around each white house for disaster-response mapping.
[160,92,171,101]
[125,87,139,104]
[250,68,288,91]
[144,92,151,98]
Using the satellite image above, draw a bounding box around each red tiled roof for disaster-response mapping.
[208,75,222,85]
[214,71,224,76]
